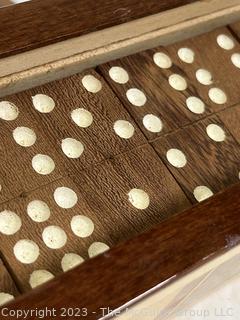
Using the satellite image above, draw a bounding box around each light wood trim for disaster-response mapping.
[1,0,240,97]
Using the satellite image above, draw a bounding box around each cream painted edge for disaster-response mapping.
[1,0,240,97]
[105,244,240,320]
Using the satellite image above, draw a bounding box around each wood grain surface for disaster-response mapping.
[160,27,240,111]
[98,50,209,141]
[72,144,190,233]
[152,114,240,203]
[5,70,146,174]
[0,176,114,292]
[0,259,19,298]
[219,105,240,144]
[0,144,190,291]
[0,0,196,58]
[99,27,240,140]
[5,183,240,320]
[0,96,66,204]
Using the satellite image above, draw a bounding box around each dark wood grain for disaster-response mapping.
[152,114,240,203]
[0,176,115,292]
[219,105,240,144]
[5,183,240,319]
[0,0,196,58]
[98,49,211,141]
[7,70,146,174]
[164,27,240,111]
[0,144,190,291]
[0,67,149,291]
[0,95,67,204]
[72,144,190,234]
[99,27,240,140]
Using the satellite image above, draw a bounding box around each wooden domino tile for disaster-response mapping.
[0,176,118,292]
[72,144,190,230]
[0,69,147,204]
[99,27,240,140]
[0,144,190,291]
[163,27,240,111]
[5,70,146,172]
[0,97,66,204]
[152,114,240,203]
[98,50,208,141]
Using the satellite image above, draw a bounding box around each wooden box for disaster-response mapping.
[0,1,240,319]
